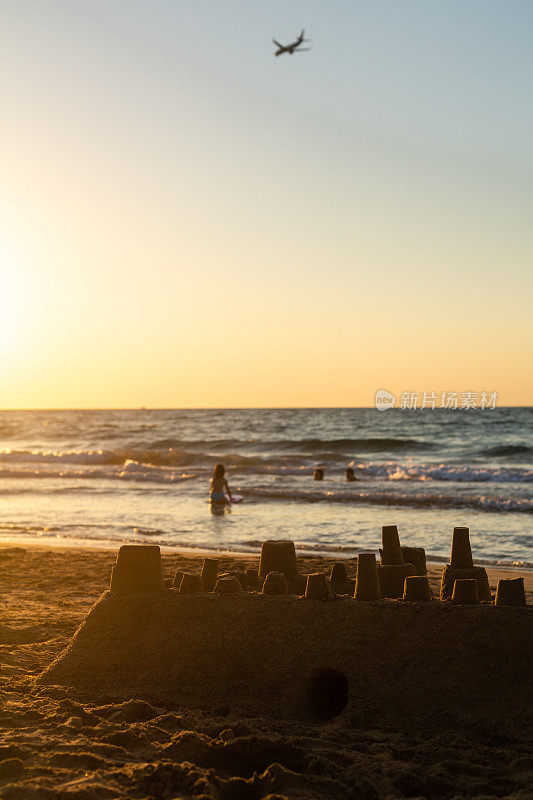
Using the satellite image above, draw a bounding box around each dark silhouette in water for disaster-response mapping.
[209,464,232,514]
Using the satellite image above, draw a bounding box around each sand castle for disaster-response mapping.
[109,544,163,592]
[178,573,202,595]
[496,577,527,607]
[259,540,307,593]
[329,562,355,595]
[215,575,242,594]
[262,571,289,595]
[201,558,218,592]
[37,531,531,734]
[377,525,419,599]
[403,575,432,601]
[440,527,491,601]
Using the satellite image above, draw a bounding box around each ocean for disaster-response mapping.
[0,408,531,566]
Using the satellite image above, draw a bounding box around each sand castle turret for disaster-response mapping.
[440,528,491,601]
[215,576,242,595]
[345,467,355,481]
[328,562,355,596]
[452,578,479,604]
[400,546,427,576]
[354,553,381,601]
[381,525,404,565]
[495,577,526,607]
[110,545,164,593]
[259,541,298,580]
[201,558,219,592]
[262,572,289,595]
[379,563,417,599]
[403,576,432,602]
[378,526,419,598]
[179,573,202,595]
[258,540,306,593]
[313,468,324,481]
[305,573,331,600]
[229,570,246,589]
[330,562,348,583]
[245,568,259,589]
[450,527,474,568]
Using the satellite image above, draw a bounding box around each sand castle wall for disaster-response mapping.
[38,589,532,735]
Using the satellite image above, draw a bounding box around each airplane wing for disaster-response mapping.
[272,38,283,47]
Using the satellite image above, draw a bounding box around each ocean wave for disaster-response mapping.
[350,462,533,483]
[274,437,436,452]
[119,436,437,453]
[0,436,439,469]
[478,444,532,457]
[0,453,531,485]
[0,449,125,465]
[241,487,533,513]
[0,447,310,469]
[147,437,241,450]
[0,461,198,484]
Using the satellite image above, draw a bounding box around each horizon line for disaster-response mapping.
[0,405,531,412]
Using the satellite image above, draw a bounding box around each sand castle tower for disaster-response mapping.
[328,562,355,596]
[245,568,259,589]
[495,577,526,607]
[259,540,306,593]
[381,525,404,565]
[110,545,164,593]
[201,558,219,592]
[450,527,474,568]
[354,553,381,601]
[262,572,289,595]
[452,578,479,604]
[305,573,333,600]
[378,528,427,578]
[228,570,247,589]
[403,576,432,602]
[400,546,427,576]
[179,573,203,595]
[440,528,491,601]
[215,576,242,595]
[378,526,417,599]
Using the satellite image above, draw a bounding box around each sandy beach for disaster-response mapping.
[0,543,531,800]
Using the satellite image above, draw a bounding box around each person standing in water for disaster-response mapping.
[209,463,233,505]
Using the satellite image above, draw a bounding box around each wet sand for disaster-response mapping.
[0,544,531,799]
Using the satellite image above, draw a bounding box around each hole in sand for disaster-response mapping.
[305,668,348,721]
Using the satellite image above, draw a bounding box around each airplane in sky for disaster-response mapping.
[272,29,311,57]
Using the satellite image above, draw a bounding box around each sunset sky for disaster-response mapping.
[1,0,531,408]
